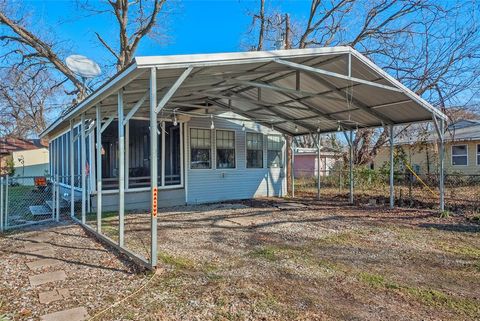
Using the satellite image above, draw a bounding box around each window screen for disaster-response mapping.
[216,130,235,168]
[190,128,211,169]
[246,132,263,168]
[452,145,468,166]
[267,135,284,168]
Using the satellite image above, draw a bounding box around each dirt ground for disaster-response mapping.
[1,198,479,320]
[97,198,479,321]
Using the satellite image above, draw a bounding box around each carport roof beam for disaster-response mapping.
[155,66,194,114]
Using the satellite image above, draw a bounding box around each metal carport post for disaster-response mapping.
[389,125,395,209]
[433,116,445,212]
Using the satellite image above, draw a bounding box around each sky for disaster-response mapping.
[24,0,308,67]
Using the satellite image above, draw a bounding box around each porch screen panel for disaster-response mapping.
[128,119,162,189]
[267,135,284,168]
[165,122,181,186]
[190,128,211,169]
[73,127,81,187]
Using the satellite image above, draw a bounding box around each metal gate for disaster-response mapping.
[0,175,61,231]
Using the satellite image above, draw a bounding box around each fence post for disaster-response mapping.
[56,174,60,222]
[5,176,8,229]
[0,177,3,232]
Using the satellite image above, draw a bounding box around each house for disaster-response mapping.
[39,47,447,214]
[0,138,49,178]
[294,147,340,178]
[373,119,480,175]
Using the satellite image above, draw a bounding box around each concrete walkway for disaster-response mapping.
[23,231,90,321]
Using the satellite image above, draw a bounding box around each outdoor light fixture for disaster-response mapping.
[295,125,299,133]
[173,108,178,126]
[337,121,341,132]
[210,115,215,130]
[242,123,246,131]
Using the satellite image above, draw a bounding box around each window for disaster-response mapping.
[216,130,235,168]
[267,135,284,168]
[477,144,480,165]
[246,132,263,168]
[452,145,468,166]
[190,128,211,169]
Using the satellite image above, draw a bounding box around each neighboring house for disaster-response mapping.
[373,119,480,175]
[0,138,49,178]
[294,147,340,177]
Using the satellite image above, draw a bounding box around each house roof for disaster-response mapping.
[41,46,446,138]
[393,119,480,146]
[0,138,48,155]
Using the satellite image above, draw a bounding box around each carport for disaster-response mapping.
[42,46,447,269]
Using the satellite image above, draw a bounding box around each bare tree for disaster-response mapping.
[0,0,168,137]
[79,0,167,71]
[247,0,480,165]
[0,68,60,138]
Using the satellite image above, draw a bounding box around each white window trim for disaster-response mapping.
[189,126,213,170]
[215,129,236,169]
[451,144,468,166]
[245,131,264,169]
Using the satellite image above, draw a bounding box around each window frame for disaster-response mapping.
[215,129,236,169]
[245,131,264,169]
[451,144,468,166]
[477,144,480,166]
[189,127,213,170]
[266,134,285,168]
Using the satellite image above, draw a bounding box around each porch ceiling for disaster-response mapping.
[42,46,447,138]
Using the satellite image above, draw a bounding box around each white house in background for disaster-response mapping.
[12,147,49,179]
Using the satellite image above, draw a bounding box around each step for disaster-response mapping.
[29,205,52,216]
[45,200,69,210]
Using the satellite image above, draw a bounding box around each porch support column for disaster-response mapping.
[291,137,295,198]
[438,119,445,212]
[349,130,354,204]
[80,113,86,224]
[389,125,395,209]
[118,90,125,247]
[149,67,158,268]
[96,105,102,233]
[316,135,321,200]
[69,119,75,217]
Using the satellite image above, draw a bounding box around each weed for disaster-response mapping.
[250,246,278,261]
[158,252,195,270]
[439,210,451,218]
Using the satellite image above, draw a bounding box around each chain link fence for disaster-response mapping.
[294,169,480,212]
[0,175,58,230]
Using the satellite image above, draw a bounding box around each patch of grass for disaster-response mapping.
[250,246,278,261]
[358,272,400,289]
[438,243,480,259]
[439,210,452,218]
[158,252,195,270]
[358,272,479,317]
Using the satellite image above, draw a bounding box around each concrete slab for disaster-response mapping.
[27,258,61,270]
[20,243,52,253]
[40,307,89,321]
[24,248,56,260]
[276,202,307,210]
[38,288,70,304]
[27,233,52,243]
[38,290,62,304]
[29,270,66,286]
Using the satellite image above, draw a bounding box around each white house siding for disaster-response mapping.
[12,148,49,181]
[185,114,287,204]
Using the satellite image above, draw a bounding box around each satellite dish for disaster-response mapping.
[66,55,101,78]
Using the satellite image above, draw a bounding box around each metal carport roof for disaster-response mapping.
[41,46,447,138]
